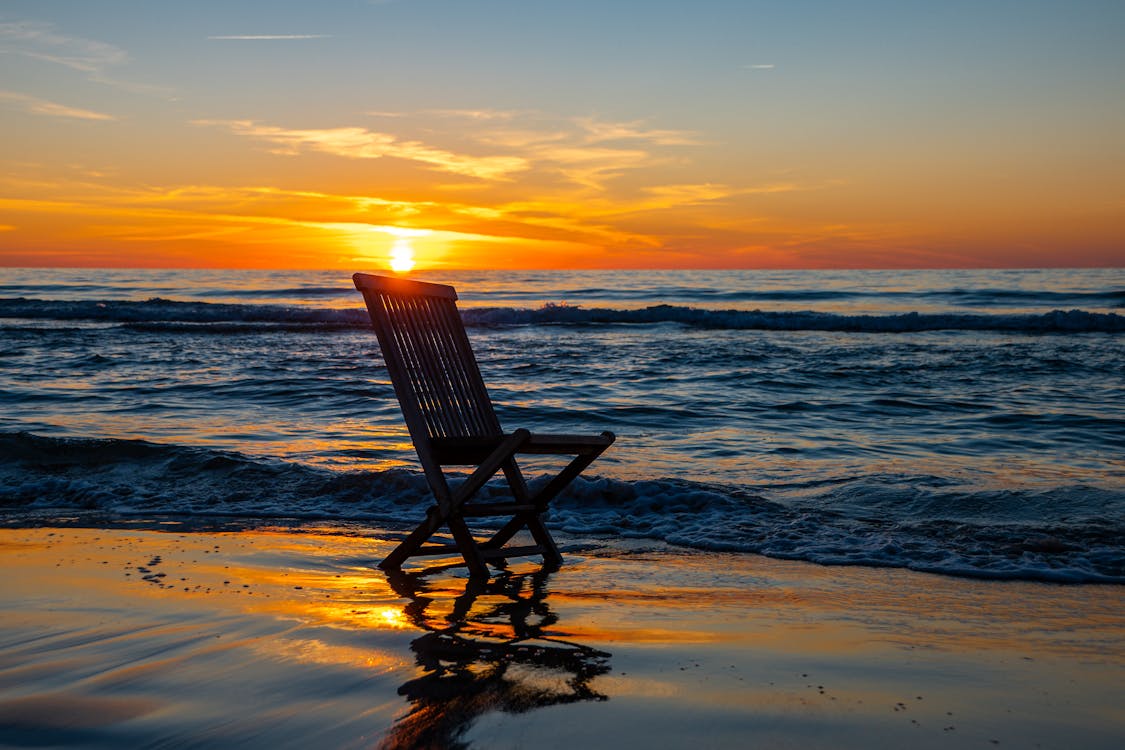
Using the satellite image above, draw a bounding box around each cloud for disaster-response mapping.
[746,64,776,70]
[472,116,699,189]
[0,20,172,97]
[424,108,522,122]
[573,117,701,146]
[0,90,115,120]
[195,119,529,180]
[207,35,332,40]
[0,20,127,72]
[642,183,732,205]
[531,145,657,189]
[413,110,700,189]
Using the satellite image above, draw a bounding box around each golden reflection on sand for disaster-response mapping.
[251,636,404,672]
[1,528,1122,748]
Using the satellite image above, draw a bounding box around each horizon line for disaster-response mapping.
[2,264,1123,273]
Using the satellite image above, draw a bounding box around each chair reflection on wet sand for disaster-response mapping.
[353,273,615,577]
[379,566,611,750]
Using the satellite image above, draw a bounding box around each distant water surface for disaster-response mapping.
[1,267,1122,582]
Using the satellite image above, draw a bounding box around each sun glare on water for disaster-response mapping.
[390,239,415,273]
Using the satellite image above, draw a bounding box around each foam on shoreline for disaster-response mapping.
[3,432,1122,583]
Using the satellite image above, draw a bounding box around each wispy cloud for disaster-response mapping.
[746,64,776,70]
[459,112,700,189]
[424,108,523,122]
[0,20,127,72]
[641,183,732,205]
[207,34,332,40]
[194,119,529,180]
[0,90,115,120]
[0,20,172,97]
[573,117,700,146]
[382,107,700,190]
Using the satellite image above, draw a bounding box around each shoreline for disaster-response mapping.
[1,525,1122,748]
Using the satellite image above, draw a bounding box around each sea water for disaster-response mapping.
[1,268,1122,582]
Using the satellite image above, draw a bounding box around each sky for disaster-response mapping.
[1,0,1123,270]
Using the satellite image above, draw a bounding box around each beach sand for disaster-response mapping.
[0,525,1121,749]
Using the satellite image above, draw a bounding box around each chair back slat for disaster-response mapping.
[386,295,447,437]
[429,298,497,435]
[434,300,499,433]
[395,296,451,436]
[354,274,503,444]
[412,296,483,435]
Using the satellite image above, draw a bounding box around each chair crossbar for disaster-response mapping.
[414,544,464,556]
[354,272,615,577]
[461,502,538,516]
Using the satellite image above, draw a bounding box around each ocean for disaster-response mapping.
[1,267,1122,583]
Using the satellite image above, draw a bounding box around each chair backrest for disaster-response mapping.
[353,273,503,447]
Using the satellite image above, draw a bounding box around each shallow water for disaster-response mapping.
[1,527,1122,749]
[1,268,1123,581]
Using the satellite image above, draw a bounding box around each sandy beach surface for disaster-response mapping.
[0,524,1121,749]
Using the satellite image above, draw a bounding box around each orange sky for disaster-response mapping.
[1,2,1123,270]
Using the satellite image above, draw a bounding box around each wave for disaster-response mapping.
[462,304,1125,333]
[2,432,1121,584]
[196,286,353,299]
[2,297,1123,334]
[483,286,1125,307]
[0,297,370,325]
[933,287,1125,307]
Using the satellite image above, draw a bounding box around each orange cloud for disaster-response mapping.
[572,117,701,146]
[194,119,529,180]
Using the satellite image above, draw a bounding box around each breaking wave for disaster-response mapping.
[1,297,1122,334]
[2,432,1121,584]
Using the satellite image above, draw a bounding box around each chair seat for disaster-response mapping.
[432,432,615,464]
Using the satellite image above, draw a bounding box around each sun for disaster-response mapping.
[389,238,415,273]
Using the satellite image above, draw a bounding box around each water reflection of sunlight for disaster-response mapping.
[255,636,408,673]
[379,606,410,629]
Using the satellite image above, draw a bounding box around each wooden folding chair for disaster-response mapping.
[353,273,615,577]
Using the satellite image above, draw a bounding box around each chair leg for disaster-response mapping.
[446,515,490,578]
[379,506,446,571]
[530,451,603,509]
[483,514,527,549]
[380,446,605,575]
[523,513,562,567]
[481,512,561,566]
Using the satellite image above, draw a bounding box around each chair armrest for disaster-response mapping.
[521,431,616,455]
[432,431,615,463]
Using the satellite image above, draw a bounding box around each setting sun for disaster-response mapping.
[389,239,415,273]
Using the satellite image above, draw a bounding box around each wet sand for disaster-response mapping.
[0,526,1121,748]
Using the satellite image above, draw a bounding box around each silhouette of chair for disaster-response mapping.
[380,566,611,750]
[353,273,615,577]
